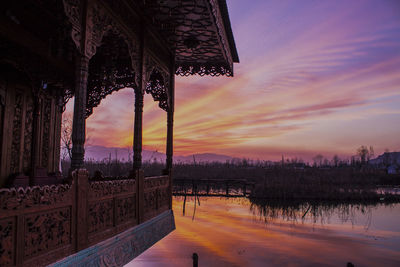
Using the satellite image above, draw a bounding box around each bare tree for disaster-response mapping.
[61,114,92,162]
[61,114,73,161]
[357,145,373,165]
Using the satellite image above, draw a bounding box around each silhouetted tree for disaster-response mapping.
[357,145,374,165]
[61,115,72,161]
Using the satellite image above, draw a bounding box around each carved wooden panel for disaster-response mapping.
[115,197,136,225]
[144,190,157,215]
[88,200,113,234]
[0,218,15,266]
[24,208,71,258]
[41,97,52,168]
[0,184,73,212]
[22,97,33,173]
[10,91,23,174]
[89,179,135,200]
[144,176,169,190]
[143,176,169,219]
[158,186,169,211]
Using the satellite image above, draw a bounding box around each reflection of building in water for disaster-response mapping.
[0,1,238,266]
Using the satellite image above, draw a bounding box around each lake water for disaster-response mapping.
[128,196,400,267]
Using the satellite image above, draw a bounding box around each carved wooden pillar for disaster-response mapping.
[166,90,174,170]
[133,90,144,170]
[71,54,89,170]
[165,59,175,210]
[30,95,42,180]
[165,62,175,172]
[133,26,144,171]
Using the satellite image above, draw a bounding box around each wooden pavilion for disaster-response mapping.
[0,0,238,266]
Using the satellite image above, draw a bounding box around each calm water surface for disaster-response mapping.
[128,197,400,267]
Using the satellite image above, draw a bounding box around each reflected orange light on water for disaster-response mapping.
[130,197,400,267]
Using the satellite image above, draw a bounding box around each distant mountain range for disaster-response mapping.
[84,145,233,163]
[369,152,400,165]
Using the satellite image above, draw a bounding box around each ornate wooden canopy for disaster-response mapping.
[63,0,238,114]
[142,0,239,76]
[1,0,238,118]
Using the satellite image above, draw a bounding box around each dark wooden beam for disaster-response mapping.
[0,16,74,79]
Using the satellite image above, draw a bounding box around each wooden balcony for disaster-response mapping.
[0,170,174,266]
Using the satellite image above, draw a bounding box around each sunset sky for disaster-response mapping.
[66,0,400,162]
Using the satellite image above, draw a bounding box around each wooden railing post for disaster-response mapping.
[136,169,144,224]
[73,169,89,251]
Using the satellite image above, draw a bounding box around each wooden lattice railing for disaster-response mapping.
[0,169,171,266]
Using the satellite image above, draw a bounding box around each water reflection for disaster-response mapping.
[249,199,384,229]
[130,197,400,267]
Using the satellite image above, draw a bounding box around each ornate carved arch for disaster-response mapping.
[143,55,170,112]
[62,0,141,74]
[63,0,142,117]
[85,31,137,118]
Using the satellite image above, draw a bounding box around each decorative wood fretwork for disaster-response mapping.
[143,176,170,220]
[87,178,137,244]
[144,176,169,190]
[0,184,73,211]
[0,218,14,266]
[0,171,171,266]
[86,33,136,118]
[41,97,52,168]
[24,208,71,258]
[176,63,233,77]
[88,179,136,200]
[23,97,33,173]
[142,0,236,77]
[116,197,136,225]
[88,200,113,234]
[10,91,23,174]
[145,68,169,111]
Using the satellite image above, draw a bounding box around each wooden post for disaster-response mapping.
[30,95,42,183]
[133,22,145,171]
[15,215,24,266]
[165,105,174,170]
[71,54,89,170]
[74,169,89,251]
[136,169,144,223]
[133,90,143,170]
[165,58,175,171]
[164,56,175,209]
